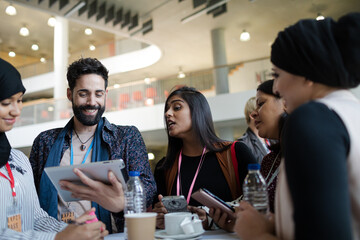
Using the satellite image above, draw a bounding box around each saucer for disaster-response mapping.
[154,229,204,239]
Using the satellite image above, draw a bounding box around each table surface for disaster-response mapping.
[105,229,239,239]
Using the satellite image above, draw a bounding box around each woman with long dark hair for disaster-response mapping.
[153,86,256,229]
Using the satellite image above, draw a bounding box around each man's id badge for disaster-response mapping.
[61,211,75,223]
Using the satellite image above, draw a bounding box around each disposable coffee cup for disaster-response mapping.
[125,212,157,240]
[164,212,192,235]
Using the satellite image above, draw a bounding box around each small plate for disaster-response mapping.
[155,229,204,239]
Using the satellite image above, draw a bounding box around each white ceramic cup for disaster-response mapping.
[164,212,192,235]
[125,212,157,240]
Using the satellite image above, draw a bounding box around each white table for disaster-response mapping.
[105,229,239,239]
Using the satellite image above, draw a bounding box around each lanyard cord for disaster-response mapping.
[0,163,16,199]
[177,147,207,204]
[265,152,280,182]
[70,130,94,165]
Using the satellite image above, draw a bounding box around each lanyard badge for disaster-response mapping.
[59,202,75,223]
[1,163,22,232]
[61,211,75,223]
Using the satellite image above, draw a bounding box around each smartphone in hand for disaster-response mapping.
[191,188,235,216]
[161,195,188,212]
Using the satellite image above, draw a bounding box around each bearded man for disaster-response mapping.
[29,58,156,233]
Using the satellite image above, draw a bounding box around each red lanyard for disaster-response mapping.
[0,162,16,198]
[177,147,206,204]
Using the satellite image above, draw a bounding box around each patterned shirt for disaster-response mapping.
[29,118,156,231]
[1,149,67,240]
[260,150,281,213]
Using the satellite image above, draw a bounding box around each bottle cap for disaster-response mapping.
[248,163,260,170]
[129,171,140,177]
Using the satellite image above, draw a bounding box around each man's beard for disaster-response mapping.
[72,102,105,126]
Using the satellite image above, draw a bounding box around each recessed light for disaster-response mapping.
[240,30,250,42]
[5,4,16,16]
[31,44,39,51]
[316,13,325,21]
[40,57,46,63]
[84,28,93,35]
[89,44,96,51]
[9,51,16,57]
[148,152,155,160]
[48,17,56,27]
[145,98,154,106]
[177,67,186,79]
[19,26,29,37]
[144,77,151,84]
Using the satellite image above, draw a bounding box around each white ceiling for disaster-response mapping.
[1,0,359,86]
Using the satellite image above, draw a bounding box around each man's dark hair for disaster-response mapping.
[67,58,109,91]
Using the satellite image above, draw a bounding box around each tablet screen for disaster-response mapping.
[44,159,126,202]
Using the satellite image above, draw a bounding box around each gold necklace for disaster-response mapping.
[73,129,95,151]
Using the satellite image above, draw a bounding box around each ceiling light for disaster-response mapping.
[145,98,154,106]
[84,28,93,35]
[316,13,325,21]
[240,30,250,42]
[113,84,120,88]
[148,152,155,160]
[89,44,96,51]
[9,51,16,57]
[48,17,56,27]
[177,67,186,79]
[19,26,29,37]
[5,4,16,16]
[144,77,151,84]
[40,57,47,63]
[31,43,39,51]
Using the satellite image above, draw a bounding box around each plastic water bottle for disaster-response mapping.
[124,171,146,239]
[242,163,269,214]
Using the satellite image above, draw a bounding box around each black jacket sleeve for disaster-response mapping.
[283,102,352,240]
[234,141,257,188]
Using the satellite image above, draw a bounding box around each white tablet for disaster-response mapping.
[44,159,127,202]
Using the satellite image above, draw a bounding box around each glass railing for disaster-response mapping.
[15,67,218,127]
[15,57,272,128]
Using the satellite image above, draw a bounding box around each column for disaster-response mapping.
[211,28,233,140]
[217,127,234,141]
[211,28,229,94]
[53,16,69,120]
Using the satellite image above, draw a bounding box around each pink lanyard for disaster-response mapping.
[177,147,206,204]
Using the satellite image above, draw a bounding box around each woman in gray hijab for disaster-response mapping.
[0,58,108,240]
[235,13,360,240]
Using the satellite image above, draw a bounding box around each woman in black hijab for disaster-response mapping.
[234,13,360,240]
[0,58,108,239]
